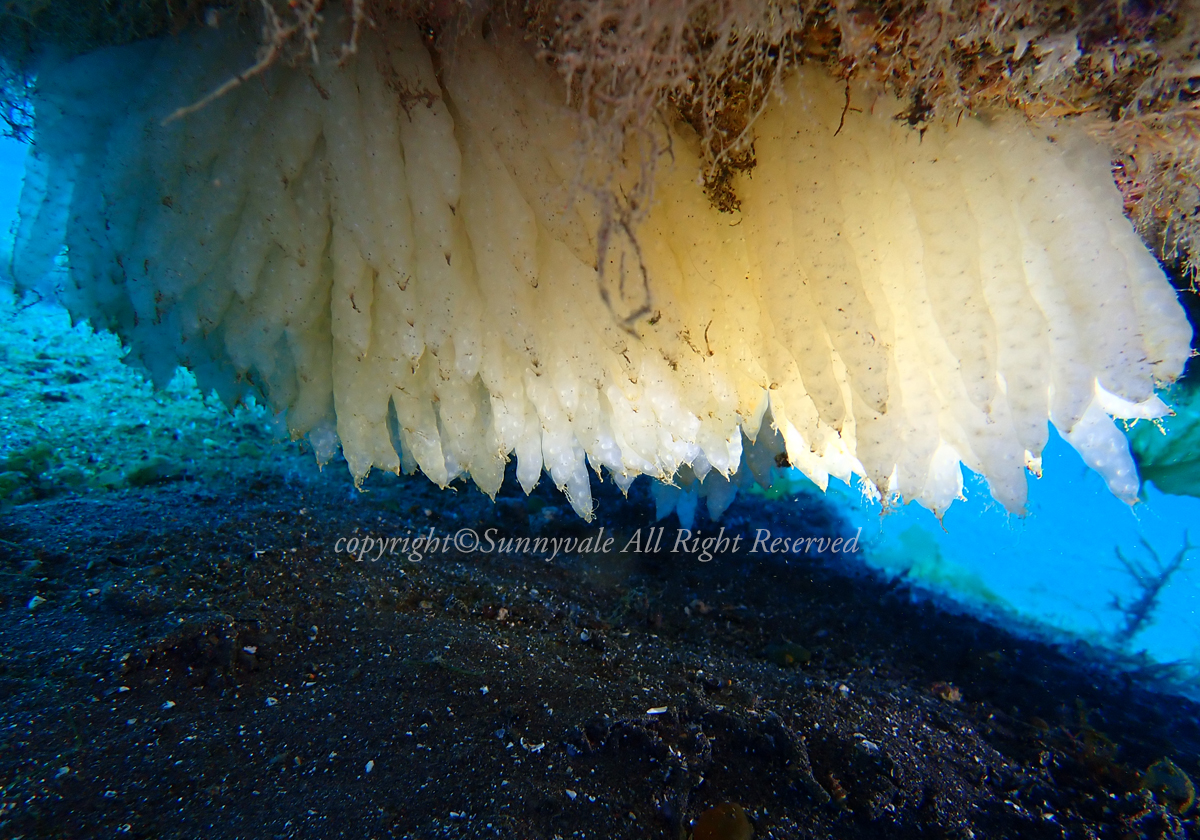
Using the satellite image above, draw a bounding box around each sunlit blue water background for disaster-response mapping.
[1,137,1197,673]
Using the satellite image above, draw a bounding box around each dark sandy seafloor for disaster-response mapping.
[2,306,1200,840]
[1,458,1199,840]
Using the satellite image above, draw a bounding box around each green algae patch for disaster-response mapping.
[0,295,305,502]
[693,802,754,840]
[1144,757,1197,814]
[1129,381,1200,499]
[764,642,811,668]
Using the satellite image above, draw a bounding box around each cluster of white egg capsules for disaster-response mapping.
[12,15,1190,521]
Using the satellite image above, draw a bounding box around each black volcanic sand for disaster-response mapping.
[1,456,1198,840]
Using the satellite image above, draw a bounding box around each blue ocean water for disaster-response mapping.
[0,136,22,241]
[830,431,1200,664]
[1,136,1196,674]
